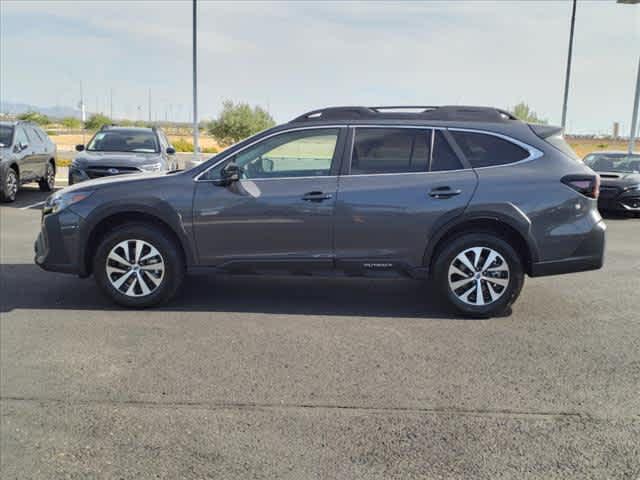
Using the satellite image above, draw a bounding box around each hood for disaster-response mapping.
[73,151,162,167]
[60,170,173,194]
[597,171,640,188]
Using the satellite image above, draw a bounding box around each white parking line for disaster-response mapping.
[20,201,46,210]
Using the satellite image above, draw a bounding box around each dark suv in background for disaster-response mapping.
[583,151,640,214]
[0,120,57,202]
[35,106,606,317]
[69,125,177,184]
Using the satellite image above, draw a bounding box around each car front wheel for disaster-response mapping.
[434,233,524,318]
[93,223,185,308]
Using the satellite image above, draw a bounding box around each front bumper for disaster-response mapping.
[530,219,606,277]
[34,209,86,275]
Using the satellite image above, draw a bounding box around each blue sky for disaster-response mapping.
[1,0,638,134]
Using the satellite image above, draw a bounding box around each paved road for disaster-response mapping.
[1,189,639,479]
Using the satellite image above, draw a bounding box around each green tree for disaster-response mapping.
[510,102,548,124]
[61,117,82,129]
[207,101,275,145]
[17,111,50,126]
[84,113,112,130]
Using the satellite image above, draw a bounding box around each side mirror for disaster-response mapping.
[15,142,28,152]
[213,162,243,186]
[75,144,85,152]
[166,147,176,155]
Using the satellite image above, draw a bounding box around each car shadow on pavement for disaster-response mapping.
[0,264,488,319]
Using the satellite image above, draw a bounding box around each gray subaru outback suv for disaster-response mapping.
[69,125,177,184]
[35,106,606,317]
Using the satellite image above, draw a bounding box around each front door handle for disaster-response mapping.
[429,186,462,199]
[302,191,333,202]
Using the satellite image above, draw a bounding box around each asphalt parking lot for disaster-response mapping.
[1,186,639,479]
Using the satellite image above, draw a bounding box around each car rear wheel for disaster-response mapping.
[434,233,524,317]
[1,168,19,202]
[39,162,55,192]
[93,224,184,307]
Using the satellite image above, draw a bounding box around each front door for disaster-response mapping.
[193,127,346,270]
[334,127,478,272]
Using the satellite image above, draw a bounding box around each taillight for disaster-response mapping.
[561,174,600,199]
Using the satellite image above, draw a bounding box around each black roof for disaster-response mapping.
[290,105,519,124]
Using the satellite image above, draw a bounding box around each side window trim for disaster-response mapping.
[447,127,543,169]
[194,125,347,182]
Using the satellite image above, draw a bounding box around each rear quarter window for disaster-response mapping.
[450,131,529,168]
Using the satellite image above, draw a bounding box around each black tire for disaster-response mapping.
[38,161,55,192]
[433,233,524,318]
[1,168,19,203]
[93,223,185,308]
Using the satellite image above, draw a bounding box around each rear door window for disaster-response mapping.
[350,128,430,174]
[431,131,464,171]
[450,131,529,168]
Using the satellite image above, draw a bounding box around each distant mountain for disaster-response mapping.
[0,101,80,119]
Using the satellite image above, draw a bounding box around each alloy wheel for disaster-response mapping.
[448,246,510,306]
[106,239,165,297]
[5,170,18,200]
[46,163,55,189]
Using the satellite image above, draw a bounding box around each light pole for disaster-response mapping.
[561,0,577,131]
[192,0,200,163]
[628,56,639,154]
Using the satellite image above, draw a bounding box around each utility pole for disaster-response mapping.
[79,81,86,143]
[148,88,152,124]
[561,0,577,131]
[110,88,113,119]
[629,56,639,154]
[192,0,200,163]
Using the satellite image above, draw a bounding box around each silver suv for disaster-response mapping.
[0,121,57,202]
[35,106,606,317]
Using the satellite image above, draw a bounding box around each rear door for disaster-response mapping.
[334,127,477,272]
[13,126,37,181]
[26,125,50,177]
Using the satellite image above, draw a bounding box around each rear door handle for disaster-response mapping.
[302,191,333,202]
[429,186,462,199]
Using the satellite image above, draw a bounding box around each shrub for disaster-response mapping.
[85,113,112,130]
[61,117,82,129]
[17,111,50,125]
[207,100,275,145]
[171,137,219,154]
[509,102,548,125]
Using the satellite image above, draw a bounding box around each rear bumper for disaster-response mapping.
[530,219,606,277]
[34,209,86,276]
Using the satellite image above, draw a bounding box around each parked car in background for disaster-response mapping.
[35,105,606,317]
[69,125,177,185]
[583,151,640,214]
[0,121,56,202]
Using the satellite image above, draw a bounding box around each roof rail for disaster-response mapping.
[290,105,519,123]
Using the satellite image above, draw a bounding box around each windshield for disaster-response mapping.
[583,153,640,173]
[87,129,159,153]
[0,125,14,147]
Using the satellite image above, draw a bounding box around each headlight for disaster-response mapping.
[623,184,640,192]
[43,190,94,215]
[139,162,162,172]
